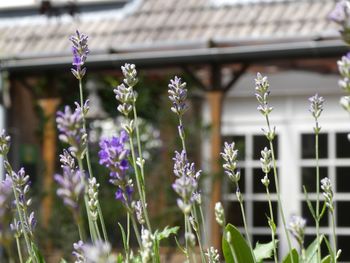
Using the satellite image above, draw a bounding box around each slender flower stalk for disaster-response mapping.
[69,30,108,242]
[260,147,278,263]
[254,73,294,262]
[221,141,255,260]
[114,63,152,232]
[321,177,339,263]
[309,93,325,263]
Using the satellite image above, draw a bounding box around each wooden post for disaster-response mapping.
[37,98,60,228]
[207,90,224,250]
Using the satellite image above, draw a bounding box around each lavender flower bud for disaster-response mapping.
[309,94,324,120]
[121,63,138,87]
[221,142,240,183]
[81,241,117,263]
[113,83,135,116]
[72,240,86,263]
[255,73,273,116]
[134,200,146,225]
[260,147,272,174]
[215,202,225,227]
[87,177,99,221]
[10,218,22,238]
[321,177,334,213]
[261,175,270,187]
[55,152,85,210]
[0,130,11,156]
[189,216,198,232]
[288,215,306,248]
[185,232,196,247]
[70,30,89,80]
[206,247,220,263]
[340,96,350,111]
[141,227,153,263]
[329,0,350,27]
[56,102,88,159]
[168,76,188,117]
[172,150,200,214]
[0,175,12,219]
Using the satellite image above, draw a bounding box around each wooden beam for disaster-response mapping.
[207,90,224,250]
[37,98,60,228]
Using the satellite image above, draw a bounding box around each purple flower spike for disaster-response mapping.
[70,30,89,80]
[168,76,188,117]
[0,175,12,219]
[99,130,133,205]
[172,150,201,214]
[55,150,85,210]
[329,0,350,26]
[56,102,88,159]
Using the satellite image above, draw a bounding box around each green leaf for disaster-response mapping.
[118,222,128,254]
[303,186,316,220]
[321,255,331,263]
[222,223,255,263]
[253,241,276,262]
[59,259,68,263]
[155,226,179,241]
[305,235,324,263]
[31,242,46,263]
[282,249,299,263]
[323,237,335,262]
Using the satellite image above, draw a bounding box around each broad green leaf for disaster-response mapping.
[59,259,68,263]
[117,254,124,263]
[31,242,46,263]
[305,235,324,263]
[156,226,179,241]
[222,223,255,263]
[321,255,331,263]
[253,241,276,262]
[282,249,299,263]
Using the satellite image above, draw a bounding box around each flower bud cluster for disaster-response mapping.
[255,73,273,116]
[205,247,220,263]
[56,102,89,159]
[55,150,85,210]
[215,202,225,227]
[72,240,86,263]
[309,94,324,121]
[288,215,306,248]
[0,130,10,155]
[172,150,201,214]
[329,0,350,30]
[221,142,240,184]
[114,63,138,116]
[10,218,22,238]
[168,76,188,117]
[134,200,146,225]
[141,227,153,263]
[0,175,12,219]
[11,168,36,235]
[87,177,99,221]
[260,147,271,187]
[321,177,334,213]
[70,30,89,80]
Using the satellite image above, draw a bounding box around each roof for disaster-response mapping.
[0,0,340,60]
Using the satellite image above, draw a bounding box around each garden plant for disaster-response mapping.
[1,1,350,262]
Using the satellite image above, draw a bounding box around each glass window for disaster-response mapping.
[336,132,350,158]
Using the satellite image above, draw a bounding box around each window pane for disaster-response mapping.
[338,236,350,261]
[253,201,277,227]
[301,167,328,193]
[253,168,277,193]
[253,135,278,160]
[337,202,350,227]
[336,132,350,158]
[253,234,275,246]
[226,201,244,227]
[336,167,350,192]
[302,201,328,227]
[301,133,328,159]
[222,135,245,160]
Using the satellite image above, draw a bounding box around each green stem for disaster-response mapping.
[331,212,337,263]
[130,212,142,248]
[235,183,255,261]
[184,213,190,261]
[78,79,109,242]
[265,115,294,263]
[192,207,206,263]
[15,236,23,263]
[315,128,321,263]
[199,205,209,245]
[178,118,187,153]
[74,210,85,241]
[266,185,278,263]
[93,220,102,240]
[126,213,130,262]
